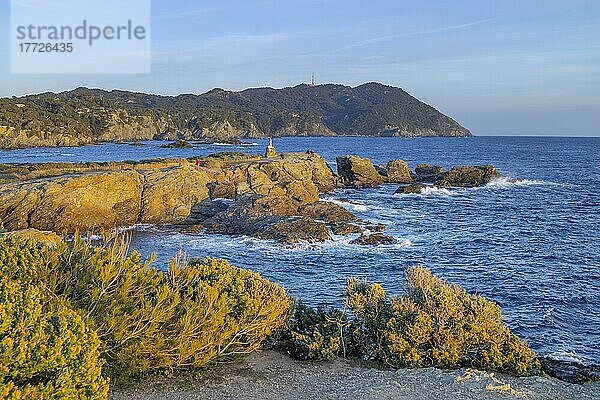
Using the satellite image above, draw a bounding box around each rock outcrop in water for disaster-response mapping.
[394,164,501,194]
[0,151,501,243]
[336,155,384,188]
[435,165,500,188]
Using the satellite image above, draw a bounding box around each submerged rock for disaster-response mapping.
[435,165,500,187]
[160,139,193,148]
[395,184,426,194]
[351,233,396,246]
[541,357,600,384]
[336,155,384,188]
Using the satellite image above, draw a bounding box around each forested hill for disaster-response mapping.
[0,82,471,148]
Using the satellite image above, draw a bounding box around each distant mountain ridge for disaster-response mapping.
[0,82,471,149]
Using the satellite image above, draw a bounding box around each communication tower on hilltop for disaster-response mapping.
[311,73,315,86]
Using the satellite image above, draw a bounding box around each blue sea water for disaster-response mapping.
[2,136,599,366]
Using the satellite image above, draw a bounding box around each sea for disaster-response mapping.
[2,136,599,367]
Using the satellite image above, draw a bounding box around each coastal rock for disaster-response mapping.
[414,164,444,182]
[395,184,426,194]
[336,155,384,188]
[435,165,500,187]
[208,181,237,199]
[298,201,358,223]
[140,166,211,224]
[330,222,363,235]
[383,160,413,183]
[21,171,143,233]
[0,152,377,243]
[255,217,331,243]
[199,194,298,236]
[188,199,230,223]
[351,233,396,246]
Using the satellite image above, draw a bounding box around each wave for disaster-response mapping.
[548,348,587,364]
[210,142,236,146]
[418,186,454,197]
[395,238,414,248]
[485,177,550,189]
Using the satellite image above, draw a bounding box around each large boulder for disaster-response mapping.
[414,164,444,182]
[383,160,413,183]
[336,155,384,188]
[27,171,143,233]
[436,165,500,187]
[140,166,211,224]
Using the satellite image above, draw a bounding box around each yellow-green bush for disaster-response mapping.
[0,235,292,383]
[165,256,292,368]
[0,276,108,399]
[346,267,540,374]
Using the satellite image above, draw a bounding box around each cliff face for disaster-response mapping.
[0,83,471,149]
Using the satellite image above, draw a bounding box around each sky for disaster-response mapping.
[0,0,599,136]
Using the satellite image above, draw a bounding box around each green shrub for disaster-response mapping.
[0,275,108,399]
[347,267,541,375]
[285,301,348,360]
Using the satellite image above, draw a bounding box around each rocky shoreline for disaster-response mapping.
[1,151,499,244]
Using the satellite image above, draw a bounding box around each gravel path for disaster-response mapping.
[110,351,599,400]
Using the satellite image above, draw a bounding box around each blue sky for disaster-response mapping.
[1,0,599,135]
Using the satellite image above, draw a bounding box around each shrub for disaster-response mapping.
[0,275,108,399]
[0,236,292,383]
[347,267,541,375]
[285,301,348,360]
[165,256,292,368]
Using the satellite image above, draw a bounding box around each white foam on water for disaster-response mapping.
[322,197,369,212]
[211,142,236,146]
[395,238,415,248]
[418,186,455,197]
[115,223,158,233]
[484,177,549,189]
[548,348,587,364]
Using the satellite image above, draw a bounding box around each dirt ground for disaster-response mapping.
[110,351,600,400]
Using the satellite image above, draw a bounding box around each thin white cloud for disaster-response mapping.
[326,18,496,54]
